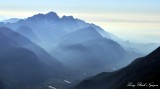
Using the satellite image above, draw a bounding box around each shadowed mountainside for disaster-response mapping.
[0,27,73,89]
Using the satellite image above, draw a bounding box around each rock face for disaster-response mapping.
[73,46,160,89]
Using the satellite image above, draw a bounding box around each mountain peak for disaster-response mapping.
[61,15,74,21]
[26,12,59,21]
[45,12,59,19]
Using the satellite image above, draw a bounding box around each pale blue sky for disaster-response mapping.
[0,0,160,43]
[0,0,160,13]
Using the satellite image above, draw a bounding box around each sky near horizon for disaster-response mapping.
[0,0,160,43]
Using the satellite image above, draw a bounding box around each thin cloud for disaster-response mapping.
[103,19,160,23]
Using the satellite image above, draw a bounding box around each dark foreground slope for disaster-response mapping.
[73,46,160,89]
[0,80,4,89]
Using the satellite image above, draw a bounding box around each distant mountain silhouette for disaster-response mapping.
[26,12,60,22]
[0,12,124,50]
[0,12,158,55]
[52,26,140,77]
[59,26,102,45]
[4,12,81,50]
[76,18,160,55]
[1,18,20,23]
[120,41,160,55]
[0,12,141,75]
[73,46,160,89]
[0,11,159,89]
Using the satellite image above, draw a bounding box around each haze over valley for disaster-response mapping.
[0,0,160,89]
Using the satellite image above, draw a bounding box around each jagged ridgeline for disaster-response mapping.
[0,12,159,89]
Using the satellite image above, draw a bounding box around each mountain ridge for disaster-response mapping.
[72,46,160,89]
